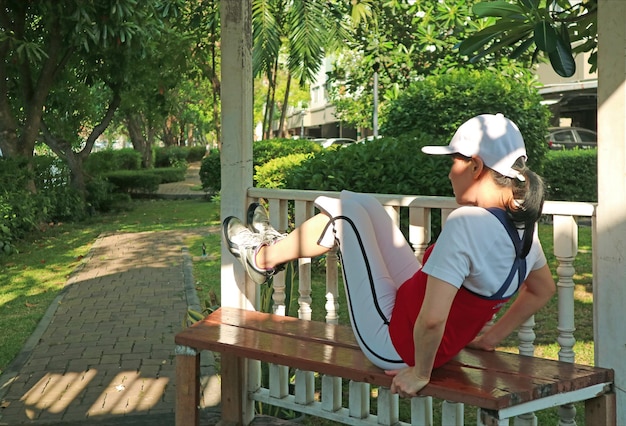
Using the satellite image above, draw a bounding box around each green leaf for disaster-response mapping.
[519,0,540,10]
[548,36,576,77]
[534,20,558,53]
[473,1,525,18]
[458,19,525,55]
[469,28,533,63]
[458,32,499,56]
[510,37,536,59]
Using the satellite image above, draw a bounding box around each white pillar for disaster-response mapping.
[220,1,255,310]
[596,0,626,422]
[220,2,257,424]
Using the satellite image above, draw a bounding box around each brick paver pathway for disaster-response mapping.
[0,230,220,425]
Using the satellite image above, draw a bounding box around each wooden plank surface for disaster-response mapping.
[175,307,614,410]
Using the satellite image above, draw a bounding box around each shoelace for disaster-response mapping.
[232,227,266,249]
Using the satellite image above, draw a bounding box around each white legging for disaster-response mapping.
[315,191,421,370]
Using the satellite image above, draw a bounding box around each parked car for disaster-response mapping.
[318,138,356,148]
[356,135,383,144]
[546,127,597,150]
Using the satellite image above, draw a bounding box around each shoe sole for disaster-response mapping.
[222,216,243,259]
[246,202,261,232]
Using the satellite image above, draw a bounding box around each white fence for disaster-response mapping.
[239,187,596,425]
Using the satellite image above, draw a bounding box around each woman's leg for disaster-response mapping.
[340,191,421,285]
[256,192,419,369]
[313,192,419,369]
[255,213,332,269]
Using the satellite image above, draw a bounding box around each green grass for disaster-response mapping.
[0,198,221,375]
[1,200,595,424]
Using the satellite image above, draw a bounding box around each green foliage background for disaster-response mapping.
[380,68,550,172]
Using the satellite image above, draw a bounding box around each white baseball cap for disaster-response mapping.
[421,113,527,181]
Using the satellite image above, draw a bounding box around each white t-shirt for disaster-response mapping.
[421,206,547,298]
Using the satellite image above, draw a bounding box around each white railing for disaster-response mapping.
[245,187,596,425]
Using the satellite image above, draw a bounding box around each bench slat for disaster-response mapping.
[175,319,390,385]
[175,307,613,411]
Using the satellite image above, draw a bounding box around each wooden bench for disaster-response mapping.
[174,306,615,426]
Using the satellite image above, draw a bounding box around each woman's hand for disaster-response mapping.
[466,334,496,352]
[385,367,430,398]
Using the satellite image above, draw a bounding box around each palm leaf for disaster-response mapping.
[252,0,282,78]
[473,1,525,19]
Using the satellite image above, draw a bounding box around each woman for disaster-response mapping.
[222,113,556,398]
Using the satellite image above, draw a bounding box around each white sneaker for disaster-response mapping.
[222,216,276,285]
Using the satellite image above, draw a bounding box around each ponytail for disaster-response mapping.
[491,157,546,258]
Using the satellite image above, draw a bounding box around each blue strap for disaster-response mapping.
[483,208,527,301]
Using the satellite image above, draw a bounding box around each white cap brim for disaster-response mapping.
[421,145,456,155]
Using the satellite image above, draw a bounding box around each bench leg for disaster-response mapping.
[175,345,200,426]
[585,392,616,426]
[220,353,246,425]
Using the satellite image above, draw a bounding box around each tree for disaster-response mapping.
[252,0,351,139]
[458,0,597,78]
[0,0,183,194]
[328,0,532,130]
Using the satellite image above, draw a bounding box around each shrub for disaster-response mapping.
[32,156,86,221]
[200,149,221,193]
[253,139,322,167]
[380,68,551,173]
[0,156,85,254]
[199,139,322,193]
[255,153,315,189]
[85,177,125,213]
[84,149,142,175]
[149,167,187,184]
[154,146,189,168]
[543,149,597,202]
[287,134,452,196]
[104,170,161,194]
[187,145,207,162]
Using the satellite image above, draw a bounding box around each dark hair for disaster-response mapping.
[491,157,545,258]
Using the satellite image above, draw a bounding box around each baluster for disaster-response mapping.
[294,368,314,405]
[269,364,288,398]
[554,215,578,362]
[410,396,433,426]
[553,215,578,425]
[409,206,431,261]
[377,387,399,426]
[515,316,538,425]
[514,411,538,426]
[295,200,313,320]
[321,374,342,412]
[442,400,464,426]
[267,199,289,315]
[325,246,340,324]
[348,381,369,419]
[518,315,536,356]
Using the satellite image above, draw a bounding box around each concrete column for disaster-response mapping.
[220,0,256,311]
[219,2,258,424]
[596,0,626,422]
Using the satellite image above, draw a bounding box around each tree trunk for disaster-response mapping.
[210,22,221,148]
[162,116,177,146]
[41,91,121,198]
[126,114,153,169]
[262,73,273,140]
[265,59,279,139]
[278,72,292,138]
